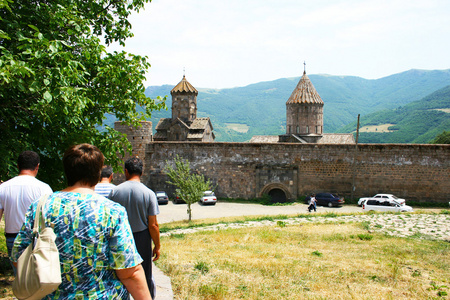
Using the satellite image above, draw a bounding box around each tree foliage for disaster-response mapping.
[430,131,450,144]
[165,156,212,221]
[0,0,165,188]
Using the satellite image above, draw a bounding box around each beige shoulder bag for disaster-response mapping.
[12,195,62,300]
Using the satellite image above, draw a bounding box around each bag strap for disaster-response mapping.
[32,195,49,235]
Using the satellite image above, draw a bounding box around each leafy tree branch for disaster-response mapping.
[0,0,166,188]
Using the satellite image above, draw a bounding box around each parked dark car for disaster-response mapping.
[305,193,345,207]
[156,191,169,205]
[173,195,185,204]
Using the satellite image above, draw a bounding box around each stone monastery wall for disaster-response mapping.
[142,141,449,204]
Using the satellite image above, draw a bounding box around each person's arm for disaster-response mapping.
[0,208,3,224]
[115,264,151,300]
[148,215,160,261]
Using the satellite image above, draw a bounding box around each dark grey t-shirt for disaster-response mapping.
[109,181,159,233]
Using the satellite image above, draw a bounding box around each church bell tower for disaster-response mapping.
[170,75,198,125]
[281,63,324,143]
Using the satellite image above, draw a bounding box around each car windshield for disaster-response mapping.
[391,195,399,199]
[204,191,215,196]
[156,192,166,197]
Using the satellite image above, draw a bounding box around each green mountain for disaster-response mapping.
[338,85,450,143]
[141,69,450,142]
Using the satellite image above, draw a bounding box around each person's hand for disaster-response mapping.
[152,247,160,261]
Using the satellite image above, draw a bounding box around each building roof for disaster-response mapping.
[153,131,168,140]
[251,134,355,144]
[286,71,324,105]
[154,117,214,141]
[249,136,280,143]
[155,118,172,130]
[318,133,355,144]
[171,75,198,95]
[187,132,205,140]
[190,117,213,130]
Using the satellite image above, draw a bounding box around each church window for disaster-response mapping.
[296,126,299,134]
[306,126,309,133]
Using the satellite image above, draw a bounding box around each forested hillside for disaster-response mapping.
[139,69,450,142]
[338,85,450,143]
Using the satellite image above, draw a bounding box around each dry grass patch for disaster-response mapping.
[157,223,449,299]
[225,123,250,133]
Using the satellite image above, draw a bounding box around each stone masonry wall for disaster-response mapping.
[143,142,449,203]
[113,121,152,182]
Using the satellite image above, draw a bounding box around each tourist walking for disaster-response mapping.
[94,165,115,197]
[0,151,52,258]
[308,194,317,212]
[11,144,151,299]
[109,157,161,300]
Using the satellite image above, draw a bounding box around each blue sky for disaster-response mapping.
[108,0,450,89]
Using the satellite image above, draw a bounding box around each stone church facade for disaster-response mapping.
[153,75,214,142]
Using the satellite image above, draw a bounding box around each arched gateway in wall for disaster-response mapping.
[260,183,292,203]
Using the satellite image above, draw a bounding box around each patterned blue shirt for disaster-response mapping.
[11,192,143,299]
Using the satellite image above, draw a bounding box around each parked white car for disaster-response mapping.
[200,191,217,205]
[358,194,406,206]
[362,199,413,212]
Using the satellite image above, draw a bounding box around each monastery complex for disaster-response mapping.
[115,71,449,204]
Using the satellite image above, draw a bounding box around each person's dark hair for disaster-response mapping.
[124,157,143,176]
[18,151,40,171]
[63,144,104,186]
[100,165,113,178]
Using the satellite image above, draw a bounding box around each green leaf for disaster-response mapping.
[28,24,39,32]
[43,91,52,102]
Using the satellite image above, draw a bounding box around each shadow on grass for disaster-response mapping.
[0,253,14,298]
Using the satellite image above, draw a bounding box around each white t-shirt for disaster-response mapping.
[0,175,53,233]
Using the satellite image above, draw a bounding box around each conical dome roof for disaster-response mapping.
[286,72,323,105]
[171,75,198,94]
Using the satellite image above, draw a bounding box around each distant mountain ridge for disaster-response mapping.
[338,84,450,143]
[143,69,450,142]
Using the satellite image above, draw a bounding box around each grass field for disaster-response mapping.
[1,214,449,299]
[157,220,449,299]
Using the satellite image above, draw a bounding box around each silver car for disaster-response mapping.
[200,191,217,205]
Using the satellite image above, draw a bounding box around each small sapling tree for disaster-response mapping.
[165,155,212,221]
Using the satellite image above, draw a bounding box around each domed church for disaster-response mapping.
[251,66,354,144]
[154,75,215,142]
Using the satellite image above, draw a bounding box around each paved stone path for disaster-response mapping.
[161,213,450,241]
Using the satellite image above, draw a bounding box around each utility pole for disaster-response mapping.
[351,114,360,202]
